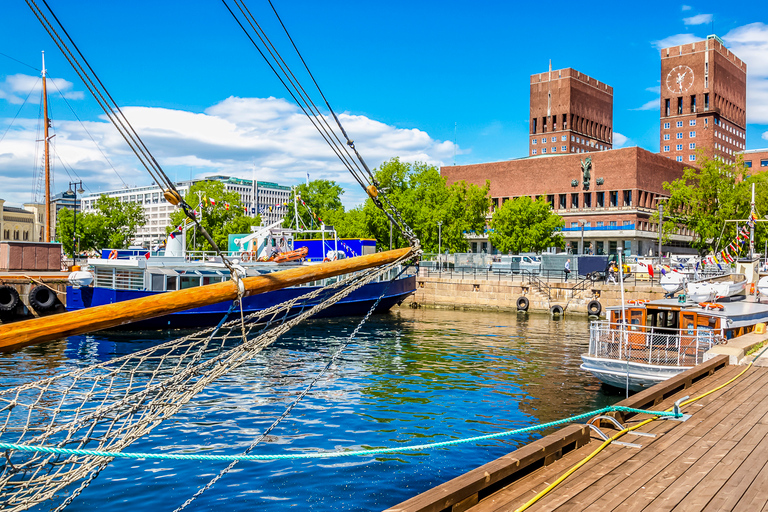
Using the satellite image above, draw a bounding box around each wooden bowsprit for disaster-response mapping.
[0,247,414,351]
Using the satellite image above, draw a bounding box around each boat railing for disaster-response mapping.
[588,320,725,367]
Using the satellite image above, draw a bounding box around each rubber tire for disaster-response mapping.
[550,305,564,317]
[0,286,19,312]
[587,300,602,316]
[516,296,529,312]
[589,272,600,282]
[28,285,56,312]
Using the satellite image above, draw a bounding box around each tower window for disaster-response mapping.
[705,93,710,110]
[665,99,670,116]
[677,97,683,115]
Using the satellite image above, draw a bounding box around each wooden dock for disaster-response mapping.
[387,354,768,511]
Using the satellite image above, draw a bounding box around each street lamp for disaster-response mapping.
[578,219,586,255]
[66,180,85,260]
[437,221,443,272]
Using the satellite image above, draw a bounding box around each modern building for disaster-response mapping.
[742,149,768,173]
[529,66,613,157]
[0,200,47,242]
[81,175,292,246]
[659,35,747,165]
[442,147,694,256]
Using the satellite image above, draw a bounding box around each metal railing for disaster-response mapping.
[587,320,724,367]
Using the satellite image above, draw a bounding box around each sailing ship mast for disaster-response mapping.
[42,51,52,242]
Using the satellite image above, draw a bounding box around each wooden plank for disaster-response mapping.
[572,368,768,511]
[467,365,747,512]
[517,366,763,512]
[383,424,591,512]
[0,247,413,351]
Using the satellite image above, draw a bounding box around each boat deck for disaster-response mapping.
[387,355,768,512]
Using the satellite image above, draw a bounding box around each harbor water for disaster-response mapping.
[1,308,620,511]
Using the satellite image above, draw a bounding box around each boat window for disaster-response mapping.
[150,274,165,292]
[180,276,200,289]
[202,276,223,285]
[167,276,177,291]
[630,310,643,330]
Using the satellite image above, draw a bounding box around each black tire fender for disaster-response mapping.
[587,300,602,316]
[516,296,529,312]
[550,304,564,316]
[0,285,19,312]
[29,285,57,312]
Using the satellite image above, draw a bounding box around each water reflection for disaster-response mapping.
[0,308,616,511]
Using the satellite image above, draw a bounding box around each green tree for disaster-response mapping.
[363,158,491,252]
[168,181,261,251]
[659,154,768,255]
[284,180,344,234]
[56,195,146,254]
[489,196,564,253]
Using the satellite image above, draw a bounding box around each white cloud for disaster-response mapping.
[645,86,661,94]
[632,99,659,111]
[683,14,713,26]
[723,23,768,124]
[682,5,693,11]
[652,33,701,50]
[0,94,456,208]
[763,130,768,141]
[0,74,82,105]
[613,132,629,148]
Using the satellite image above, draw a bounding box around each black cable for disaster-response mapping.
[0,78,40,145]
[0,51,39,71]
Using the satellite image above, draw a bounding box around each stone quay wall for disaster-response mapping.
[401,273,668,316]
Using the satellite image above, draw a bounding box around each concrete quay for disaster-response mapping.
[403,272,666,316]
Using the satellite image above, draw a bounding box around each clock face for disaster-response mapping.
[666,65,694,94]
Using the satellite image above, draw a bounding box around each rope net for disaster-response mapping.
[0,253,412,511]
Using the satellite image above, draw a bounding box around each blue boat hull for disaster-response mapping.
[67,275,416,329]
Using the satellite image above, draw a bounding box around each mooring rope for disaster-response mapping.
[0,406,679,463]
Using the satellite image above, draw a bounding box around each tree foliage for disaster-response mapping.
[56,195,146,255]
[362,158,491,252]
[488,196,564,254]
[168,180,261,251]
[659,155,768,255]
[284,180,345,236]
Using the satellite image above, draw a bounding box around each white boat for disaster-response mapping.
[686,273,747,303]
[660,272,686,294]
[581,297,768,391]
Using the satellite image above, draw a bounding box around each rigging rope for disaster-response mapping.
[0,251,414,511]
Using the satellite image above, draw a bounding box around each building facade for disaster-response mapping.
[529,67,613,157]
[0,200,47,243]
[742,148,768,173]
[659,35,747,165]
[80,175,292,247]
[442,147,694,256]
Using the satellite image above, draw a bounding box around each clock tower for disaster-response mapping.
[659,35,746,165]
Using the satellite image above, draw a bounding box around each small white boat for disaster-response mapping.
[686,273,747,303]
[581,297,768,391]
[660,272,686,294]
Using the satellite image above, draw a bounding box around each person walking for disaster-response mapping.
[564,259,571,282]
[607,262,617,284]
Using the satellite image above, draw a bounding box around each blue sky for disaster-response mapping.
[1,0,767,207]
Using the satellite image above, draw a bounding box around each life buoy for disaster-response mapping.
[0,285,20,312]
[516,296,529,312]
[627,299,648,305]
[108,250,118,260]
[699,302,725,310]
[28,285,56,312]
[274,247,309,263]
[587,300,602,316]
[241,251,251,262]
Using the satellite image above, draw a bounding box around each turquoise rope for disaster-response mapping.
[0,406,676,462]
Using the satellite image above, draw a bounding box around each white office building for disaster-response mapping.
[81,175,292,247]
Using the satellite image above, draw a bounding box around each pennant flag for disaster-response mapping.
[144,252,151,260]
[209,198,216,206]
[177,225,183,232]
[169,232,176,239]
[695,261,700,270]
[225,203,230,211]
[648,264,654,278]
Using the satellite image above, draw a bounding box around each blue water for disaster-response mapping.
[0,308,619,511]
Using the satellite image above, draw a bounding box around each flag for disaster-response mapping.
[209,198,216,206]
[306,172,310,185]
[648,264,654,278]
[225,203,230,211]
[695,261,700,270]
[169,232,175,240]
[144,252,151,260]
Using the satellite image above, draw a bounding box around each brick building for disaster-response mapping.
[529,67,613,157]
[442,147,694,256]
[742,149,768,173]
[659,35,747,165]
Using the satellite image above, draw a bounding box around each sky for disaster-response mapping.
[0,0,767,208]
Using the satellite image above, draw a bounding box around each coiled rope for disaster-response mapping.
[0,405,679,463]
